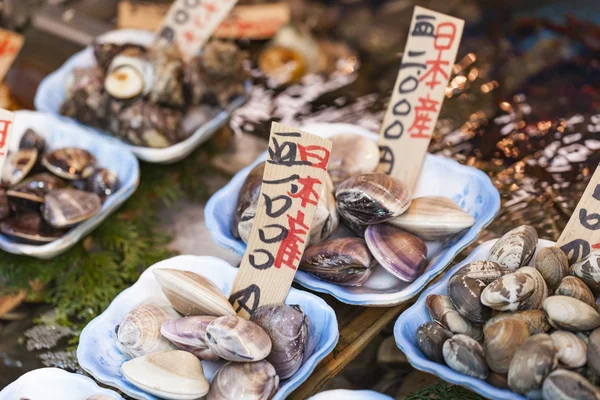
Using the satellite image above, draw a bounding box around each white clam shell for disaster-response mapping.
[550,331,587,368]
[480,270,536,311]
[488,225,538,270]
[571,251,600,295]
[442,334,488,379]
[543,296,600,332]
[207,360,279,400]
[206,316,272,362]
[426,294,482,341]
[327,133,380,186]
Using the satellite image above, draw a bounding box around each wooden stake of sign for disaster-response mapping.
[230,122,332,319]
[0,28,24,82]
[557,164,600,264]
[377,6,464,190]
[0,109,15,177]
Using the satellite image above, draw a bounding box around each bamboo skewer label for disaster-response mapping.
[557,164,600,264]
[230,122,332,319]
[0,28,24,82]
[377,6,464,190]
[0,109,15,177]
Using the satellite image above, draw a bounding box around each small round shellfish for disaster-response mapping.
[42,188,102,228]
[483,310,550,335]
[480,270,536,312]
[507,333,557,395]
[426,294,482,340]
[542,369,600,400]
[416,321,453,364]
[488,225,538,270]
[42,148,97,180]
[550,331,587,368]
[160,316,219,361]
[206,316,272,362]
[483,318,530,374]
[571,252,600,295]
[327,133,380,186]
[442,334,488,379]
[556,276,596,308]
[543,296,600,332]
[448,274,491,324]
[534,246,569,292]
[207,360,279,400]
[587,328,600,377]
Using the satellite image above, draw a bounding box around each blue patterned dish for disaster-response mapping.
[394,238,556,400]
[309,390,393,400]
[78,255,339,400]
[205,122,500,306]
[0,111,139,259]
[35,29,249,164]
[0,367,123,399]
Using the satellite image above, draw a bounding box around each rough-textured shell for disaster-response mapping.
[1,148,38,186]
[534,246,569,292]
[116,302,180,359]
[335,173,411,226]
[42,189,102,228]
[231,161,265,239]
[388,196,475,240]
[448,274,491,324]
[454,260,511,284]
[121,350,210,400]
[543,296,600,332]
[507,333,557,394]
[153,269,236,317]
[442,334,489,379]
[587,328,600,377]
[327,133,380,186]
[160,316,219,361]
[416,321,453,364]
[542,369,600,400]
[483,310,551,335]
[206,316,272,362]
[556,276,596,308]
[480,270,536,311]
[488,225,538,270]
[207,360,279,400]
[425,294,482,341]
[365,224,427,282]
[483,318,530,374]
[42,148,96,180]
[571,252,600,295]
[551,331,587,368]
[0,212,66,244]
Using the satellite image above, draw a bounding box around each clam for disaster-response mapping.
[454,260,512,283]
[309,173,339,244]
[519,267,548,310]
[2,149,38,186]
[232,162,265,239]
[105,48,153,99]
[550,331,587,368]
[327,133,380,186]
[448,274,491,324]
[483,310,551,335]
[508,333,557,394]
[207,361,279,400]
[543,296,600,332]
[365,224,427,282]
[84,167,119,199]
[587,328,600,377]
[300,237,375,286]
[6,173,66,210]
[153,269,236,317]
[571,252,600,295]
[543,369,600,400]
[335,173,411,226]
[556,276,596,308]
[160,316,219,361]
[442,334,488,379]
[416,321,453,363]
[487,372,509,389]
[147,46,185,107]
[19,128,46,153]
[0,188,9,220]
[251,304,310,379]
[238,203,256,244]
[116,301,180,359]
[535,246,569,292]
[484,318,530,374]
[488,225,538,270]
[42,148,96,180]
[206,316,272,362]
[42,189,102,228]
[86,395,115,400]
[122,350,209,400]
[425,294,483,340]
[480,270,536,311]
[388,196,475,240]
[0,212,66,244]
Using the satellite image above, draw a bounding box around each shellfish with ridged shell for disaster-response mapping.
[488,225,538,270]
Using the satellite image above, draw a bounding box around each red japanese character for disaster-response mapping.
[297,144,330,170]
[184,30,196,43]
[419,22,457,90]
[274,211,309,270]
[289,176,322,208]
[0,37,17,57]
[408,94,439,139]
[0,119,12,149]
[203,2,217,14]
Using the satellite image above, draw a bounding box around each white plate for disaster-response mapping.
[0,111,139,259]
[309,390,393,400]
[35,29,249,164]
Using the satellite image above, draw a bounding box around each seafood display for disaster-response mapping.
[414,226,600,398]
[0,128,118,244]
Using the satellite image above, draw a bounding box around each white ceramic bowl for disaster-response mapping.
[0,111,139,259]
[35,29,249,164]
[78,255,339,400]
[309,390,393,400]
[0,368,123,399]
[205,122,501,306]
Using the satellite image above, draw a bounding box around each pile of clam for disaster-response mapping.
[60,39,248,148]
[232,132,475,286]
[0,129,117,244]
[116,268,311,400]
[416,224,600,399]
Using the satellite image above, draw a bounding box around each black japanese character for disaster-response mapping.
[229,284,261,315]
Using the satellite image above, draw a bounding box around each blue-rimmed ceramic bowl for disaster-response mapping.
[78,255,339,400]
[394,238,556,400]
[309,390,393,400]
[35,29,249,164]
[0,111,139,259]
[205,122,500,306]
[0,367,123,399]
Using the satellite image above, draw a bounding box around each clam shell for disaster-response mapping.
[232,162,265,238]
[571,252,600,295]
[207,360,279,400]
[153,269,236,317]
[42,188,102,228]
[2,148,38,186]
[87,395,115,400]
[425,294,483,340]
[483,310,551,335]
[328,133,380,186]
[85,167,120,199]
[454,260,511,284]
[480,270,536,311]
[442,334,488,379]
[488,225,538,270]
[388,196,475,240]
[0,188,9,220]
[42,148,96,180]
[121,350,209,400]
[0,212,66,244]
[542,369,600,400]
[365,224,427,282]
[7,173,66,207]
[116,301,180,359]
[19,128,46,153]
[416,321,453,364]
[335,173,411,226]
[206,316,272,362]
[543,296,600,332]
[556,276,596,308]
[534,246,569,292]
[251,304,310,379]
[487,372,509,389]
[484,318,530,374]
[507,333,557,394]
[587,328,600,377]
[238,203,256,244]
[160,316,219,361]
[519,267,548,310]
[551,331,587,368]
[448,274,491,324]
[300,237,375,286]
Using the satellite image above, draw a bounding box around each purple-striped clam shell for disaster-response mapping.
[160,316,219,361]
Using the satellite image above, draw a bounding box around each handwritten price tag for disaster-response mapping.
[0,28,23,82]
[229,122,332,319]
[214,3,290,40]
[377,6,464,190]
[557,164,600,264]
[154,0,238,61]
[0,109,15,177]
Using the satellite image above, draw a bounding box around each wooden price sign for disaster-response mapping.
[214,3,290,40]
[229,122,332,319]
[0,28,24,82]
[0,109,15,177]
[557,164,600,264]
[377,6,464,190]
